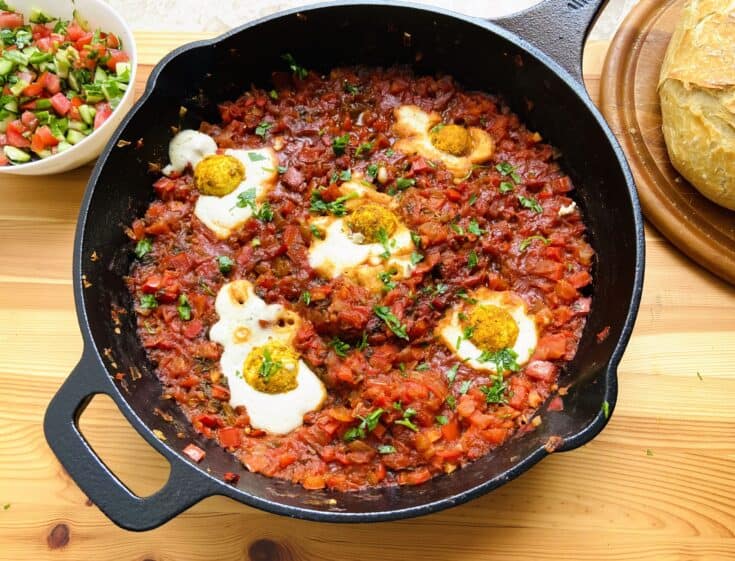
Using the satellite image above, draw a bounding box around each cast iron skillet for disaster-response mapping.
[44,0,644,531]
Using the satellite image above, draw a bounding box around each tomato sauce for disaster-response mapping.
[127,65,594,491]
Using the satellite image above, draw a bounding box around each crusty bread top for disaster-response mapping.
[659,0,735,92]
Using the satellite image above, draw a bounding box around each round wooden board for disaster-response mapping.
[599,0,735,286]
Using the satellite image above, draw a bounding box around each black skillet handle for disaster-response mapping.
[493,0,606,87]
[44,349,218,531]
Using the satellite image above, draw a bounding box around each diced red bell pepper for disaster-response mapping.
[218,427,242,448]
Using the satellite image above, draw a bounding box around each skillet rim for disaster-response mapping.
[69,0,645,523]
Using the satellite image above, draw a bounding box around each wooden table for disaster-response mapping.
[2,32,734,561]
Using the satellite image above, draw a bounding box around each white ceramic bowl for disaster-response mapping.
[0,0,137,176]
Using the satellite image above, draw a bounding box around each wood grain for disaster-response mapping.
[600,0,735,286]
[0,31,734,561]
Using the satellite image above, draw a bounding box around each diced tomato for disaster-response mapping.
[0,152,8,166]
[0,12,23,28]
[182,319,202,339]
[441,418,460,441]
[397,467,431,486]
[35,126,59,147]
[6,121,30,148]
[50,92,72,116]
[480,428,508,444]
[218,427,242,449]
[105,49,130,72]
[70,96,84,107]
[68,106,81,121]
[94,102,112,129]
[36,36,54,52]
[223,472,240,485]
[30,133,45,153]
[105,32,120,49]
[40,72,61,94]
[32,24,51,39]
[210,385,230,401]
[534,334,568,361]
[196,414,220,429]
[75,32,94,49]
[21,111,38,130]
[182,443,206,463]
[525,360,558,382]
[568,270,592,289]
[65,21,85,41]
[22,82,44,97]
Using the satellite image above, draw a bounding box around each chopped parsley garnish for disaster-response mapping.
[416,362,430,371]
[366,163,379,179]
[435,415,449,426]
[258,347,282,382]
[255,121,272,139]
[499,181,514,194]
[385,148,395,157]
[376,228,393,259]
[339,169,352,182]
[355,141,374,157]
[446,395,457,410]
[268,89,278,100]
[477,348,520,373]
[395,177,416,190]
[357,332,369,351]
[217,255,235,274]
[234,186,273,221]
[459,380,471,395]
[467,250,479,269]
[410,231,422,248]
[519,235,550,251]
[278,165,288,174]
[281,52,308,79]
[462,326,475,341]
[139,294,158,309]
[469,193,478,205]
[456,289,478,304]
[602,400,610,419]
[378,270,398,290]
[309,224,323,239]
[446,364,459,384]
[468,219,485,236]
[518,195,543,213]
[343,408,385,441]
[332,133,350,155]
[479,374,509,404]
[496,161,522,183]
[450,223,465,235]
[177,294,192,321]
[134,238,152,259]
[433,283,449,295]
[247,152,268,162]
[309,189,358,216]
[378,445,396,454]
[395,407,419,432]
[330,337,351,358]
[344,81,360,94]
[373,306,409,340]
[300,291,311,305]
[410,252,424,266]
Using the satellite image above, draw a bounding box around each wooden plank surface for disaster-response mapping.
[0,31,734,561]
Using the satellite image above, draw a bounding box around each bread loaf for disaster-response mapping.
[658,0,735,210]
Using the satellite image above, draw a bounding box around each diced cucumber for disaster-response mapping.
[66,129,87,145]
[82,83,104,103]
[55,51,70,79]
[68,71,80,92]
[101,81,120,101]
[3,146,31,163]
[115,62,131,83]
[3,98,18,113]
[0,59,13,76]
[9,79,28,96]
[3,49,29,67]
[33,148,52,159]
[68,119,89,132]
[94,66,107,84]
[29,8,56,24]
[0,112,13,133]
[79,104,96,126]
[57,141,72,153]
[49,116,68,140]
[29,50,53,67]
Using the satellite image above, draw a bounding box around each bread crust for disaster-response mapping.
[659,0,735,210]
